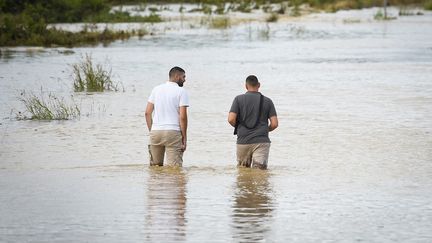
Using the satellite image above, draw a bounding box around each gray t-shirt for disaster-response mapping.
[230,91,277,144]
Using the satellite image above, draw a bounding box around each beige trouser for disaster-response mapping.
[237,143,270,169]
[148,130,183,167]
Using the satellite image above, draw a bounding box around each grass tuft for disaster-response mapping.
[18,91,80,120]
[72,54,120,92]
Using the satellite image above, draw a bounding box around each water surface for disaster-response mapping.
[1,8,432,242]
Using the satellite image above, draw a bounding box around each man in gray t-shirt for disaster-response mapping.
[228,75,278,169]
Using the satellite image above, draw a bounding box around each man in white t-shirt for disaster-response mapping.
[145,67,189,166]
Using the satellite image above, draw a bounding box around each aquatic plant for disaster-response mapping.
[89,11,162,23]
[266,13,279,22]
[210,17,231,29]
[72,55,120,92]
[18,91,80,120]
[398,6,416,16]
[374,9,397,20]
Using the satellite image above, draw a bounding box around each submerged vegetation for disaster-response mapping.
[18,91,80,120]
[73,55,120,92]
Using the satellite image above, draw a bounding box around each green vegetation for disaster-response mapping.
[374,9,397,20]
[0,14,136,47]
[425,0,432,10]
[73,55,120,92]
[0,0,159,47]
[18,91,80,120]
[1,0,430,46]
[266,13,279,22]
[210,16,231,28]
[88,11,162,23]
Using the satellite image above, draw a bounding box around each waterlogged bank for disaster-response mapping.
[1,8,432,242]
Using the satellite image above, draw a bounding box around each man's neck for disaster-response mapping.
[247,89,259,92]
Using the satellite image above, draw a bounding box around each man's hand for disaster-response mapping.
[181,138,187,152]
[269,116,278,132]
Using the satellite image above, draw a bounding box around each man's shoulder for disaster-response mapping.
[235,93,247,99]
[152,83,166,91]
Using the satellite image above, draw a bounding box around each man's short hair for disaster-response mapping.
[169,66,185,78]
[246,75,259,87]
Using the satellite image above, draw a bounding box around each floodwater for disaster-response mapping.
[1,7,432,242]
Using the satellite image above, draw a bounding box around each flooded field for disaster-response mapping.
[1,7,432,242]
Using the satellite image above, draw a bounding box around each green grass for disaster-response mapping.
[73,55,120,92]
[18,91,80,120]
[88,11,162,23]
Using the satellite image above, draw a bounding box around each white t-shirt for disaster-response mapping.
[148,81,189,131]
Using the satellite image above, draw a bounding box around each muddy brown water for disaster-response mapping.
[1,8,432,242]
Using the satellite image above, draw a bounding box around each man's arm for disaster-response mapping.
[228,112,237,127]
[269,116,278,132]
[145,102,154,131]
[179,106,188,151]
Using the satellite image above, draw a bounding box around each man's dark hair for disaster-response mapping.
[169,66,185,78]
[246,75,259,87]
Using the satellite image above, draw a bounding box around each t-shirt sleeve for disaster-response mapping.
[268,98,277,118]
[229,97,239,114]
[179,89,189,107]
[148,88,155,103]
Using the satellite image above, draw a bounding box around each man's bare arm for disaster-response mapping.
[145,102,154,131]
[179,106,188,151]
[269,116,278,132]
[228,112,237,127]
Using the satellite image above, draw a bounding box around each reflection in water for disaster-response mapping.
[144,167,187,241]
[232,168,274,242]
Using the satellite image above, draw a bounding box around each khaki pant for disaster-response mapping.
[237,143,270,169]
[148,130,183,167]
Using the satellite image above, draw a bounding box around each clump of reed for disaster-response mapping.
[18,91,80,120]
[374,9,397,20]
[72,55,120,92]
[210,17,231,29]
